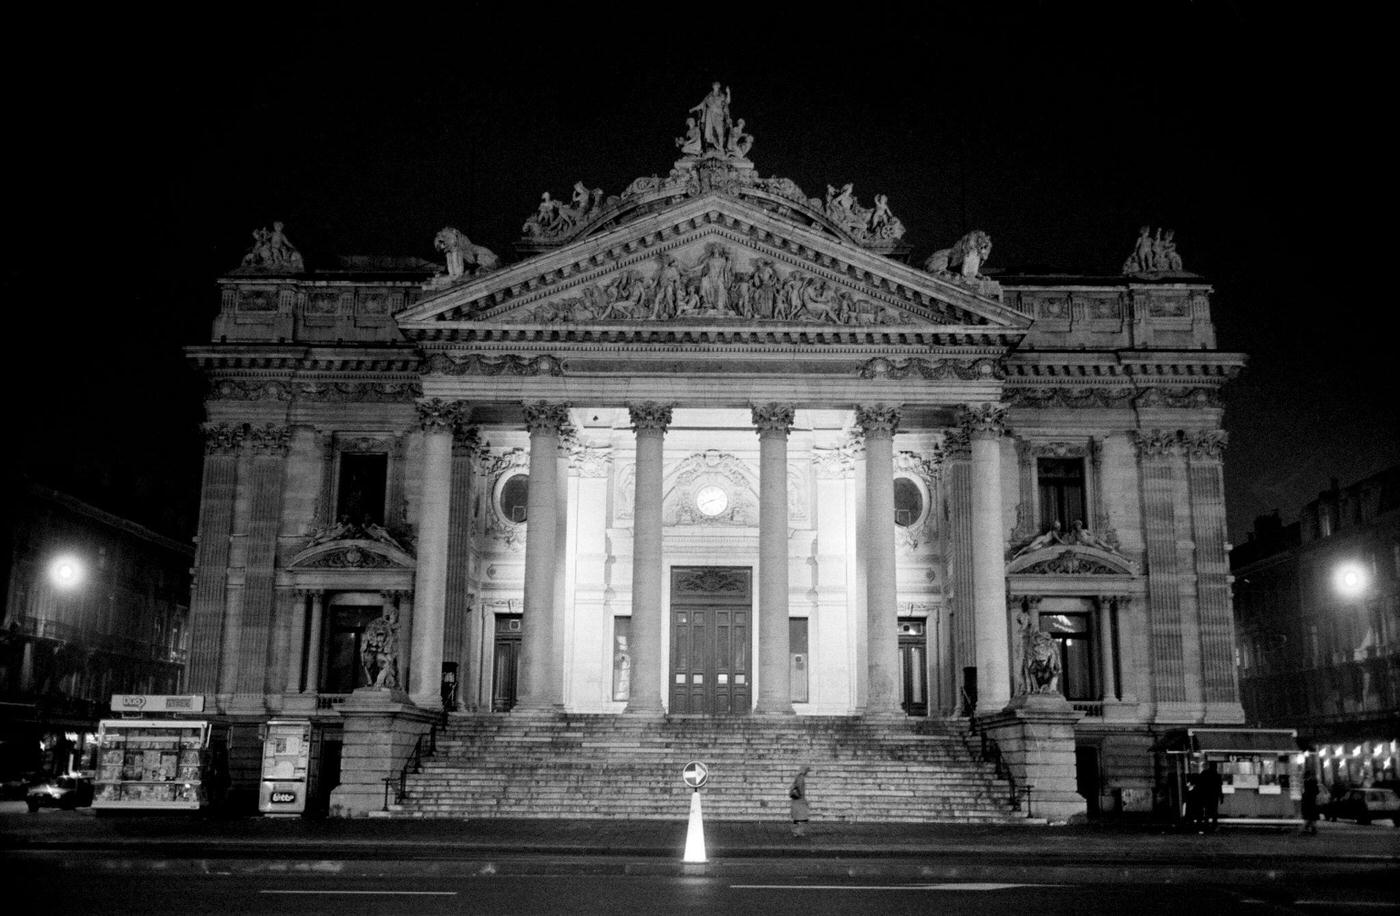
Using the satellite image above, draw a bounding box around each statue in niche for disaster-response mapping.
[676,117,703,156]
[690,82,732,152]
[434,227,500,280]
[925,230,992,279]
[360,608,399,689]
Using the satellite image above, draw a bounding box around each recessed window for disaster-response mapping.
[894,477,923,527]
[337,453,387,526]
[1037,458,1086,532]
[500,474,529,523]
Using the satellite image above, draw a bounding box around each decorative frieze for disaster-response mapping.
[855,404,901,439]
[1019,549,1120,576]
[423,353,565,377]
[1005,387,1135,409]
[859,356,1004,381]
[811,442,859,478]
[570,443,613,478]
[1133,387,1221,409]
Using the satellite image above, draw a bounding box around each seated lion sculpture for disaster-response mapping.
[925,229,992,279]
[1021,628,1062,695]
[434,227,501,280]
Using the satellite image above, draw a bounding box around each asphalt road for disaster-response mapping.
[3,860,1397,915]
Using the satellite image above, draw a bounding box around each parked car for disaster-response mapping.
[25,774,93,812]
[1321,787,1400,826]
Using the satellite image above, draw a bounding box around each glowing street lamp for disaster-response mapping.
[1332,561,1368,599]
[47,554,86,591]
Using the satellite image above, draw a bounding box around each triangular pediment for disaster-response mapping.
[398,194,1029,340]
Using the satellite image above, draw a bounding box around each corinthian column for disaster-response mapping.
[960,403,1011,714]
[410,398,461,708]
[517,401,571,711]
[753,404,795,715]
[857,404,902,716]
[626,402,673,715]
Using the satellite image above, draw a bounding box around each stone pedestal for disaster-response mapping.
[327,687,438,818]
[979,693,1087,825]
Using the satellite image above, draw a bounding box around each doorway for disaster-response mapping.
[898,619,928,716]
[669,567,751,715]
[492,615,522,712]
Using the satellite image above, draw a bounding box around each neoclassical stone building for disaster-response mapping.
[186,89,1245,818]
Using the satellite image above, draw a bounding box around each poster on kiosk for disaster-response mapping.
[258,720,318,816]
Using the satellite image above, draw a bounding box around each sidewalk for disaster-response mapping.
[3,801,1397,878]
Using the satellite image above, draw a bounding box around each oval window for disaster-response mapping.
[893,477,923,527]
[500,474,529,523]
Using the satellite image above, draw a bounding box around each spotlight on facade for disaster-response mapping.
[47,554,85,591]
[1332,561,1369,598]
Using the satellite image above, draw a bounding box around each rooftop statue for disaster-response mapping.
[1122,225,1185,274]
[433,227,500,282]
[824,183,906,245]
[925,230,992,280]
[690,82,733,153]
[239,220,305,272]
[521,181,610,241]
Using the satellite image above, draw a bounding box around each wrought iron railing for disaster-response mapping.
[382,724,438,811]
[967,717,1031,815]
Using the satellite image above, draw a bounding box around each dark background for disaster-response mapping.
[6,3,1393,544]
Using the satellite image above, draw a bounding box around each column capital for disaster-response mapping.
[1098,594,1132,609]
[1183,429,1228,461]
[246,423,292,455]
[750,403,795,437]
[416,397,465,432]
[855,404,901,439]
[627,401,674,434]
[956,403,1008,439]
[522,401,572,435]
[292,587,320,600]
[202,422,246,455]
[942,427,972,460]
[1132,428,1185,459]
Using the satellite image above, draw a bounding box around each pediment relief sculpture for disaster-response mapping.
[506,242,916,326]
[1006,520,1135,575]
[304,516,414,555]
[289,539,415,570]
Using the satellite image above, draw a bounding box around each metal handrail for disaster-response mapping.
[381,723,438,811]
[967,718,1029,813]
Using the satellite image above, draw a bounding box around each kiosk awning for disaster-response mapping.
[1189,729,1299,753]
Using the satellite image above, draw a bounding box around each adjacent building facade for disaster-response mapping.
[1232,467,1400,790]
[185,90,1247,817]
[0,478,193,783]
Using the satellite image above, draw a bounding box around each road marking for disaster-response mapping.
[260,890,458,896]
[729,884,1054,892]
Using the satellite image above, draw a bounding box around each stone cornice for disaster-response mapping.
[410,324,1016,349]
[187,344,421,374]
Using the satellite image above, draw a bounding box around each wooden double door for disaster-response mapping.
[669,566,751,715]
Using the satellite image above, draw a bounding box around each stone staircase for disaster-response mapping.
[389,713,1034,823]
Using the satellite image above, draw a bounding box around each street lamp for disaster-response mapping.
[47,554,86,591]
[1332,560,1368,599]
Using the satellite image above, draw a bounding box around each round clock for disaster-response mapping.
[695,485,729,517]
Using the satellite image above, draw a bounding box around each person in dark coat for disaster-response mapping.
[789,766,811,837]
[1301,772,1320,835]
[1197,762,1224,832]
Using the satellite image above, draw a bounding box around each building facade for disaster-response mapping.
[186,90,1246,817]
[0,478,193,784]
[1232,468,1400,790]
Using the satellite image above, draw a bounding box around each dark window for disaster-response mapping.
[894,478,923,527]
[323,605,384,693]
[1041,612,1095,700]
[790,618,809,703]
[336,453,387,526]
[500,474,529,523]
[1037,458,1086,532]
[612,616,631,701]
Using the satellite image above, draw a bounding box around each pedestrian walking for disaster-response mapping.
[1301,772,1320,835]
[788,765,811,837]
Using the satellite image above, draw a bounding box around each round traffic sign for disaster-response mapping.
[682,760,708,789]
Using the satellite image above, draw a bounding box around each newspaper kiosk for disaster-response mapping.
[92,695,211,811]
[1166,728,1304,825]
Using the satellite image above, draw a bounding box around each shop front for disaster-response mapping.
[1161,728,1305,825]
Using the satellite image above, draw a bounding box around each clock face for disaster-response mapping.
[695,485,729,517]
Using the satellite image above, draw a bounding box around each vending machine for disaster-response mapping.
[258,719,319,816]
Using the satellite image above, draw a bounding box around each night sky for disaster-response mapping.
[7,3,1394,546]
